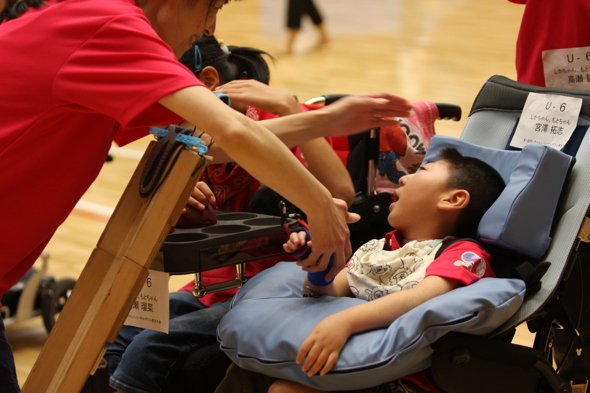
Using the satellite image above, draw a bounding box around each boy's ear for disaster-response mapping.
[198,66,221,90]
[438,189,470,211]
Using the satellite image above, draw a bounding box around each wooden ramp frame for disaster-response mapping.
[22,141,207,393]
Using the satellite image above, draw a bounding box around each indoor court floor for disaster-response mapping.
[8,0,532,386]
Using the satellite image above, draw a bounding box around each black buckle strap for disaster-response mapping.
[546,296,588,390]
[139,125,198,198]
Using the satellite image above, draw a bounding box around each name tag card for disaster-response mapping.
[543,46,590,90]
[510,92,582,150]
[124,270,170,333]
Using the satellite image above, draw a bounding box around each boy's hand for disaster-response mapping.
[185,181,216,212]
[297,314,352,377]
[283,231,309,254]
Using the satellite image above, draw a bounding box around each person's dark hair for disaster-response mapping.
[179,35,275,85]
[2,0,46,22]
[2,0,229,22]
[437,147,506,238]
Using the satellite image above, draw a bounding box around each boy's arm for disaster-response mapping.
[284,232,353,298]
[297,275,460,377]
[303,267,352,298]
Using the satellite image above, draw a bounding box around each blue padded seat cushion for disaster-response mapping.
[217,262,526,391]
[423,135,574,260]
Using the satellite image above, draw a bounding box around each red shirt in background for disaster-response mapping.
[509,0,590,86]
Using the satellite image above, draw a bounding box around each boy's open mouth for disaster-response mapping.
[392,190,399,203]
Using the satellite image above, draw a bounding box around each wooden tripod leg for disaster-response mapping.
[22,146,207,393]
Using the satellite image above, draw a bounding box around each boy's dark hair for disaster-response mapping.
[437,147,506,238]
[179,35,275,85]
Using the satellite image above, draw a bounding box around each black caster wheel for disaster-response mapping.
[41,278,76,333]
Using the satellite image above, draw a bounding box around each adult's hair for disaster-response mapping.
[2,0,45,21]
[179,35,275,85]
[2,0,227,22]
[438,147,506,238]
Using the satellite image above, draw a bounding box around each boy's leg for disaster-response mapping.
[215,364,431,393]
[109,300,230,393]
[214,363,276,393]
[0,317,20,393]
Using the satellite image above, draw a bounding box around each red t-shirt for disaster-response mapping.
[386,229,495,392]
[385,230,496,288]
[510,0,590,86]
[199,105,318,213]
[0,0,205,296]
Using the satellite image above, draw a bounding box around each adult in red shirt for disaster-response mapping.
[0,0,415,391]
[509,0,590,86]
[509,0,590,382]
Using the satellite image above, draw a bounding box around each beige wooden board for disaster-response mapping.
[20,143,206,393]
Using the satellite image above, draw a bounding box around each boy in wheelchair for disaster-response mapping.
[215,147,506,393]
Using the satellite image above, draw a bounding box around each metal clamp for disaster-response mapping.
[149,127,208,154]
[192,263,246,298]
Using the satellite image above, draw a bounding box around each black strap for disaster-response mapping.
[435,237,481,259]
[435,238,549,295]
[139,125,195,198]
[545,296,588,386]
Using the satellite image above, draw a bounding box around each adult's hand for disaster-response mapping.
[320,92,414,137]
[297,198,360,281]
[215,80,301,117]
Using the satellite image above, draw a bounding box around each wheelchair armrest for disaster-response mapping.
[435,103,462,121]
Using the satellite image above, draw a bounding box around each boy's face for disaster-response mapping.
[388,160,452,232]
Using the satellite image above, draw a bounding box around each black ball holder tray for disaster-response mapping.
[156,211,299,275]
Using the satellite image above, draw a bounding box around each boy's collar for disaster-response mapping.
[385,229,449,249]
[384,229,405,249]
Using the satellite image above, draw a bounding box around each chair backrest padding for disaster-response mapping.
[217,262,525,391]
[423,135,574,260]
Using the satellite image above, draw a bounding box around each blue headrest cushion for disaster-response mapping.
[217,262,526,391]
[423,135,573,259]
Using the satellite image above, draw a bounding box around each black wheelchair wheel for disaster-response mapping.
[41,278,76,333]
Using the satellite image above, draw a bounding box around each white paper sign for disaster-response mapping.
[124,270,170,333]
[543,46,590,90]
[509,92,582,150]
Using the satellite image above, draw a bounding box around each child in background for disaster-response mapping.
[105,36,355,393]
[179,35,354,212]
